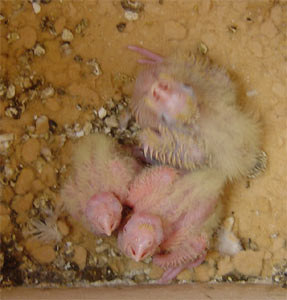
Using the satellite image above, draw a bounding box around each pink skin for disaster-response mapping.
[119,166,219,283]
[61,134,141,237]
[128,45,204,171]
[118,212,164,262]
[85,192,123,236]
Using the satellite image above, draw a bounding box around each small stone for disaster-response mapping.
[148,264,164,280]
[124,11,139,21]
[116,22,126,32]
[217,256,234,276]
[176,269,193,281]
[198,42,208,55]
[83,122,93,135]
[23,77,32,89]
[72,245,87,270]
[31,179,45,193]
[75,18,89,34]
[57,220,70,236]
[6,84,15,99]
[61,42,72,56]
[272,83,285,98]
[36,115,49,135]
[11,193,34,214]
[62,28,74,42]
[164,21,186,40]
[0,215,13,234]
[7,32,20,43]
[5,106,21,119]
[95,244,109,253]
[0,203,10,215]
[32,2,41,14]
[34,43,46,56]
[40,164,56,187]
[41,87,55,98]
[0,133,14,144]
[194,263,215,282]
[0,14,5,22]
[86,59,102,76]
[118,110,131,130]
[21,138,40,163]
[41,147,52,161]
[15,168,35,194]
[30,244,56,264]
[105,115,118,128]
[233,250,264,276]
[98,107,107,119]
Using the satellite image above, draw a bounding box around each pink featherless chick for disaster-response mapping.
[118,165,225,283]
[61,133,141,236]
[128,45,261,180]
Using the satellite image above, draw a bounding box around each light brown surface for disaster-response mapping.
[1,284,287,300]
[0,0,286,288]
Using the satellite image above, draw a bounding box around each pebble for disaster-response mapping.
[36,115,49,135]
[21,138,40,163]
[57,220,70,236]
[0,203,10,215]
[7,32,20,43]
[95,244,110,253]
[198,42,208,55]
[217,256,234,276]
[104,115,118,128]
[41,87,55,98]
[83,122,93,135]
[62,28,74,42]
[15,168,35,194]
[164,20,186,40]
[146,264,163,279]
[272,83,285,98]
[41,147,52,162]
[32,2,41,14]
[0,215,12,234]
[30,244,56,264]
[124,11,139,21]
[194,263,215,282]
[34,43,46,56]
[98,107,107,119]
[72,245,87,270]
[11,193,34,214]
[40,164,56,187]
[233,250,264,276]
[31,179,45,193]
[176,269,193,281]
[6,84,15,99]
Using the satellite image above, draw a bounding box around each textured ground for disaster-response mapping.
[0,0,286,288]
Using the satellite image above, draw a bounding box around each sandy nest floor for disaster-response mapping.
[0,0,286,288]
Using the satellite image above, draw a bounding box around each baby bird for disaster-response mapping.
[118,165,225,282]
[61,133,140,236]
[129,45,261,180]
